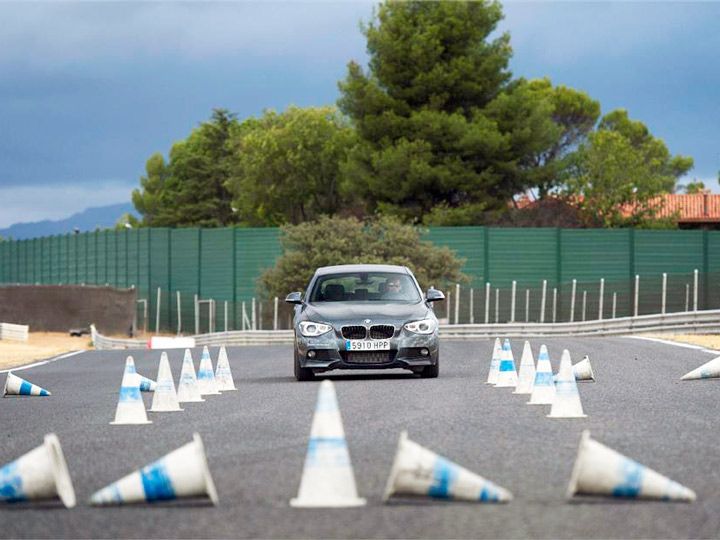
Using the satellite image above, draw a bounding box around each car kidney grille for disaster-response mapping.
[370,324,395,339]
[346,351,392,364]
[342,326,367,339]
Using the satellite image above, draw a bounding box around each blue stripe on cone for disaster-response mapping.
[119,386,141,402]
[534,372,553,386]
[140,461,176,502]
[428,457,457,499]
[0,462,26,503]
[612,458,644,498]
[498,360,514,372]
[18,381,33,395]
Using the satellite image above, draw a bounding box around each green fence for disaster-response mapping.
[1,227,719,332]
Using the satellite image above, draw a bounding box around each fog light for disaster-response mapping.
[307,350,316,359]
[420,348,429,356]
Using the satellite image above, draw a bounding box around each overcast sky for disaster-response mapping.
[0,1,718,228]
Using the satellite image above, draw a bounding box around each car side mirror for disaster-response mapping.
[426,288,445,302]
[285,291,303,305]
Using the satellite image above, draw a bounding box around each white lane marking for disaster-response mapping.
[0,350,85,374]
[625,335,720,355]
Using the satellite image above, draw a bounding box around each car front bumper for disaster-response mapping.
[295,330,439,373]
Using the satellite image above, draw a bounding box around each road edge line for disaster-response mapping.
[0,350,86,374]
[625,335,720,355]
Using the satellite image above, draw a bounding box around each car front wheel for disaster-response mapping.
[294,349,315,382]
[420,357,439,379]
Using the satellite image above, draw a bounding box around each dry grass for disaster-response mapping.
[0,332,93,370]
[640,333,720,351]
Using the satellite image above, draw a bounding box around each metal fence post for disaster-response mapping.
[685,284,690,312]
[598,278,604,320]
[155,287,161,334]
[446,292,451,321]
[484,282,490,324]
[273,297,279,330]
[540,280,547,323]
[525,289,530,322]
[693,269,698,311]
[258,301,263,330]
[570,279,577,322]
[612,292,617,319]
[582,290,587,322]
[194,294,199,335]
[469,288,474,324]
[176,291,182,335]
[224,301,228,333]
[251,298,257,330]
[661,273,667,315]
[454,283,460,325]
[634,274,640,317]
[552,288,557,323]
[510,280,516,323]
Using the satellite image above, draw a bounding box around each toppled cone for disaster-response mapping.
[383,431,512,503]
[4,372,51,397]
[567,430,696,502]
[681,356,720,381]
[90,433,218,506]
[0,434,76,508]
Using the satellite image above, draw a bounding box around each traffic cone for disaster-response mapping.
[513,341,536,394]
[0,434,76,508]
[177,349,204,403]
[527,344,556,405]
[124,356,156,392]
[567,430,695,502]
[215,346,237,391]
[290,380,366,507]
[485,338,501,385]
[495,339,518,387]
[3,372,51,397]
[548,350,586,418]
[89,433,218,506]
[681,356,720,380]
[197,346,220,396]
[383,431,512,503]
[574,355,595,382]
[149,352,183,412]
[111,367,151,425]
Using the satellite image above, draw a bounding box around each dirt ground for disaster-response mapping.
[0,332,93,370]
[641,333,720,350]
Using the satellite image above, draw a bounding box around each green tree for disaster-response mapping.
[338,1,527,223]
[132,109,243,227]
[114,213,141,230]
[226,106,355,226]
[562,110,693,227]
[259,215,467,299]
[683,180,706,194]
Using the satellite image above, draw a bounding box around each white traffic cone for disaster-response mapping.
[3,372,51,397]
[124,356,156,392]
[527,344,556,405]
[177,349,204,403]
[89,433,218,506]
[485,338,502,385]
[574,355,595,382]
[111,368,151,425]
[681,356,720,380]
[197,346,220,396]
[567,430,695,502]
[548,350,586,418]
[149,352,183,412]
[494,339,518,387]
[215,346,237,391]
[513,341,536,394]
[383,431,512,503]
[290,380,366,508]
[0,434,76,508]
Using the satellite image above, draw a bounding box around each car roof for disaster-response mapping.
[314,264,411,276]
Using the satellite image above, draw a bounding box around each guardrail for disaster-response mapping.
[91,309,720,350]
[0,322,29,342]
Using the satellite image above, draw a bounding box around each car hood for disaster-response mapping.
[303,301,430,324]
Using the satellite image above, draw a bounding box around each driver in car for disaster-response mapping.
[383,276,404,300]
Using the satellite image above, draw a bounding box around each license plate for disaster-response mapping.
[345,339,390,351]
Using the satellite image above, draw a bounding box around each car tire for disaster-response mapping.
[294,349,315,382]
[420,358,439,379]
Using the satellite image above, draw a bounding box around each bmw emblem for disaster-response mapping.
[364,319,371,324]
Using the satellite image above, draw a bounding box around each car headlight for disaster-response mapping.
[404,318,437,335]
[298,321,333,337]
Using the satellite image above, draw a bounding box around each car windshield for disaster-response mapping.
[309,272,421,303]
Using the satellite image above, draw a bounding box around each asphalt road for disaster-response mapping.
[1,337,719,539]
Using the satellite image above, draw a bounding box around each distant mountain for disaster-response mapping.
[0,203,137,240]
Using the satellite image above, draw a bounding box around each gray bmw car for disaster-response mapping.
[285,264,445,381]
